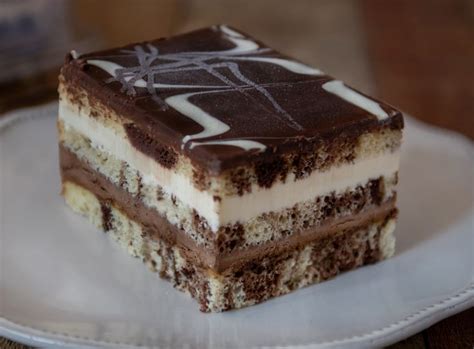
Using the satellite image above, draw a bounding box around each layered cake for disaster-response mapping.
[58,25,403,312]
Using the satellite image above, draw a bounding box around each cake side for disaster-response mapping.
[58,49,402,270]
[58,79,402,196]
[62,180,396,312]
[58,84,401,231]
[58,105,400,271]
[59,141,397,271]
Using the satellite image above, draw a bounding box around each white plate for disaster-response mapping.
[0,103,473,349]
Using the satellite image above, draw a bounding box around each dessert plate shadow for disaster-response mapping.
[1,103,473,349]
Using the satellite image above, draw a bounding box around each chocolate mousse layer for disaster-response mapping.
[60,145,396,272]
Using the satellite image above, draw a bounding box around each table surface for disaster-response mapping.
[0,0,472,348]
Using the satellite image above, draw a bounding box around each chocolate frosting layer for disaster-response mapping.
[61,25,403,173]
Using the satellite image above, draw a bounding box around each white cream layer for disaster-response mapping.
[59,100,400,232]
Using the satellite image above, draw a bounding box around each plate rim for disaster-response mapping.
[1,286,473,348]
[1,103,473,349]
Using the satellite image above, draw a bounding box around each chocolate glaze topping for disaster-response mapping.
[61,25,403,174]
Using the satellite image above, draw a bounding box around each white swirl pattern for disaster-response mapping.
[85,25,324,151]
[322,80,389,120]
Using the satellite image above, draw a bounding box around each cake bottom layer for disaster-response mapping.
[62,180,396,312]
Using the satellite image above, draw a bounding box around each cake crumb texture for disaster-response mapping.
[59,125,398,252]
[62,181,396,312]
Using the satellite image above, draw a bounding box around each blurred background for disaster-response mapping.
[0,0,473,138]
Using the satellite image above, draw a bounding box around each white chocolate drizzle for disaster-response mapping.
[189,139,267,151]
[87,60,229,90]
[217,25,259,53]
[322,80,389,120]
[85,25,327,151]
[165,92,230,145]
[218,25,244,38]
[226,56,323,75]
[70,50,79,59]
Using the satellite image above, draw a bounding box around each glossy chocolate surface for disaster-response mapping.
[61,26,403,173]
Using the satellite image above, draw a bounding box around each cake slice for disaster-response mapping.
[58,25,403,312]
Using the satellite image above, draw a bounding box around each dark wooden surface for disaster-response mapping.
[1,0,472,348]
[361,0,474,140]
